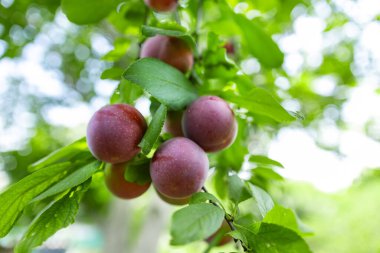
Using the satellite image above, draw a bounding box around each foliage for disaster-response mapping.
[1,0,376,252]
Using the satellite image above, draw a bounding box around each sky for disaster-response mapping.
[0,0,380,193]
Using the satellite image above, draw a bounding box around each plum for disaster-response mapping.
[156,189,190,205]
[206,220,233,246]
[164,111,184,137]
[87,104,147,164]
[104,163,151,199]
[140,35,193,73]
[144,0,178,12]
[182,96,237,152]
[150,137,208,198]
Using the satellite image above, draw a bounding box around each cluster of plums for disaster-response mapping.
[86,0,234,244]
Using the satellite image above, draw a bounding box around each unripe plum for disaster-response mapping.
[156,189,190,205]
[206,220,233,246]
[164,111,184,137]
[140,35,193,73]
[144,0,178,12]
[182,96,237,152]
[150,137,208,199]
[104,163,151,199]
[87,104,147,164]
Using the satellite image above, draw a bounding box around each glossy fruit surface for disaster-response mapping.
[182,96,237,152]
[104,163,151,199]
[150,137,208,198]
[87,104,147,164]
[140,35,193,73]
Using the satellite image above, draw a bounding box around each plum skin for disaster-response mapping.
[140,35,193,73]
[156,188,190,205]
[150,137,209,199]
[144,0,178,12]
[87,104,147,164]
[164,111,184,137]
[182,96,237,153]
[104,163,151,199]
[206,220,233,246]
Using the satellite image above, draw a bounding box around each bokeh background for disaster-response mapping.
[1,0,380,252]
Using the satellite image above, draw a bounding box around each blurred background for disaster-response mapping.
[0,0,380,252]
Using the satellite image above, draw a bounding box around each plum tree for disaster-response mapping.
[104,163,151,199]
[140,35,193,73]
[182,96,237,152]
[144,0,178,12]
[206,220,233,246]
[156,189,190,205]
[87,104,147,164]
[164,111,184,137]
[150,137,208,198]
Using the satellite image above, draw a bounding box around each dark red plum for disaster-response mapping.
[144,0,178,12]
[140,35,193,73]
[87,104,147,164]
[164,111,184,137]
[206,220,233,246]
[156,189,190,205]
[182,96,237,152]
[104,163,151,199]
[150,137,208,199]
[223,42,235,55]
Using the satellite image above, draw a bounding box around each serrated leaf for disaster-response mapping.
[233,14,284,68]
[32,161,101,203]
[14,180,91,253]
[123,58,198,110]
[0,162,76,237]
[252,167,284,181]
[250,155,284,168]
[228,175,251,204]
[170,203,225,245]
[244,223,312,253]
[189,192,222,207]
[123,155,151,185]
[250,185,274,218]
[142,25,196,49]
[223,88,295,123]
[61,0,119,25]
[139,104,167,155]
[28,137,91,172]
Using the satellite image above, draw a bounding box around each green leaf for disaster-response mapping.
[110,80,143,105]
[142,25,196,49]
[61,0,119,25]
[252,167,284,181]
[123,155,151,185]
[32,161,102,203]
[28,137,91,172]
[101,67,124,80]
[228,175,251,204]
[0,162,76,237]
[123,58,198,110]
[248,223,312,253]
[223,88,295,123]
[189,192,222,207]
[14,180,91,253]
[263,205,313,236]
[233,14,284,68]
[250,185,274,218]
[250,155,284,168]
[139,104,167,155]
[170,203,225,245]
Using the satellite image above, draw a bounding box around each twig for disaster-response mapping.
[201,187,248,252]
